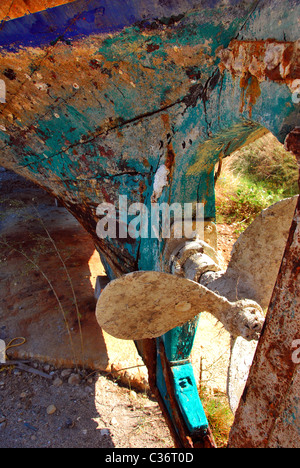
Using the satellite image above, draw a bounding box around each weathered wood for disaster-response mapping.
[0,0,298,277]
[0,0,299,447]
[0,0,71,21]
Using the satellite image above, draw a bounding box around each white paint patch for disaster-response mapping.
[151,164,170,203]
[264,43,285,71]
[290,79,300,104]
[290,79,300,93]
[35,82,48,91]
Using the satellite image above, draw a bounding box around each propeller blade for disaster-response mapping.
[224,196,298,413]
[227,337,259,413]
[201,196,298,309]
[96,271,264,341]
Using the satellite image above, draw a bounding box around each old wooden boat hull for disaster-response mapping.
[0,0,299,447]
[0,0,298,276]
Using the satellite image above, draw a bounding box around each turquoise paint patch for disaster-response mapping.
[156,354,208,435]
[172,363,208,433]
[217,72,300,144]
[162,317,201,363]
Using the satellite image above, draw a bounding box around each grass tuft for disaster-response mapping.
[199,387,234,448]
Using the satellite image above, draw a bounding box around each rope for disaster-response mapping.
[5,337,26,359]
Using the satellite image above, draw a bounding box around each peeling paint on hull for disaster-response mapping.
[0,0,298,276]
[0,0,299,447]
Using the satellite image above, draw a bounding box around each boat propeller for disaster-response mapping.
[96,196,297,412]
[96,270,264,342]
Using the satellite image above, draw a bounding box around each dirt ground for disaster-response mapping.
[0,169,237,449]
[0,362,175,448]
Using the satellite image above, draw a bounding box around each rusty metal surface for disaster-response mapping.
[285,128,300,158]
[218,39,300,117]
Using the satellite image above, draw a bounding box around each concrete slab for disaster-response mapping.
[0,170,230,395]
[0,171,148,390]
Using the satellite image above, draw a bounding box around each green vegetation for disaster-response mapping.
[216,133,299,233]
[199,387,234,448]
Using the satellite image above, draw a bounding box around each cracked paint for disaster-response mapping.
[0,0,299,448]
[0,0,299,279]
